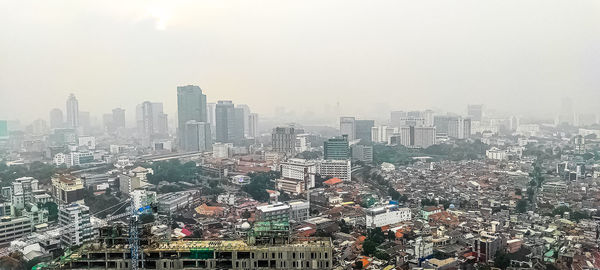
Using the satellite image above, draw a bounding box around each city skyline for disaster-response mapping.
[2,1,600,123]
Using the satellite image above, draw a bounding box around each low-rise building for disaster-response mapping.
[365,205,411,228]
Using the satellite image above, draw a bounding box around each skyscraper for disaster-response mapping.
[390,111,425,128]
[272,127,296,156]
[215,101,236,143]
[324,136,350,160]
[66,94,79,129]
[355,120,374,143]
[112,108,126,129]
[399,126,436,148]
[177,85,207,147]
[234,107,245,142]
[207,102,216,133]
[183,120,212,152]
[136,102,168,141]
[467,104,484,122]
[339,117,356,141]
[248,113,259,139]
[558,98,574,125]
[448,117,471,139]
[236,104,251,137]
[49,108,64,129]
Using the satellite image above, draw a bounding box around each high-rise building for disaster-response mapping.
[49,108,64,129]
[351,144,373,163]
[433,115,452,134]
[248,113,259,139]
[183,120,212,152]
[59,203,93,247]
[112,108,126,129]
[11,177,39,210]
[399,126,436,148]
[207,102,216,135]
[467,104,484,122]
[355,120,374,143]
[78,111,90,131]
[390,111,426,128]
[66,94,79,129]
[177,85,207,147]
[51,174,84,205]
[234,107,245,142]
[557,98,574,125]
[371,126,397,144]
[272,127,297,156]
[136,102,168,140]
[316,159,352,181]
[339,117,356,141]
[215,101,236,143]
[236,104,251,137]
[324,136,350,160]
[448,117,471,139]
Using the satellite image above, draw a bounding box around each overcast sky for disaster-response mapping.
[1,0,599,124]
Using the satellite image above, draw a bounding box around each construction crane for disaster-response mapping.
[129,203,152,270]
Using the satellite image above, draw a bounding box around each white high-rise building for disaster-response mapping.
[400,126,436,148]
[59,204,93,246]
[316,159,352,181]
[371,126,398,144]
[248,113,259,139]
[280,159,317,188]
[448,117,471,139]
[66,94,79,129]
[339,117,356,141]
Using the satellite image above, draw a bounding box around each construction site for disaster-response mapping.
[37,222,334,270]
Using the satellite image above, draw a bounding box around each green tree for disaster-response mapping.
[362,240,378,256]
[42,202,59,222]
[516,199,528,213]
[493,252,511,269]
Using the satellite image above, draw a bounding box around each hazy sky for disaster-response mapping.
[1,0,599,124]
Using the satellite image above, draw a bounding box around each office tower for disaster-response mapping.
[59,204,93,246]
[234,107,245,142]
[137,101,154,137]
[390,111,425,128]
[177,85,207,147]
[112,108,126,129]
[509,116,520,131]
[207,102,216,133]
[215,101,236,143]
[423,110,435,126]
[102,114,113,131]
[272,127,297,156]
[351,144,373,163]
[448,117,471,139]
[248,113,259,139]
[183,120,212,152]
[355,120,374,143]
[49,108,64,129]
[66,94,79,129]
[400,126,436,148]
[557,98,574,125]
[236,104,251,137]
[324,136,350,160]
[433,115,452,134]
[136,102,168,138]
[29,119,48,135]
[339,117,356,141]
[371,125,397,144]
[467,104,484,122]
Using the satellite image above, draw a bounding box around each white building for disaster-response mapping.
[295,134,311,153]
[78,136,96,150]
[213,143,233,158]
[516,124,540,137]
[371,126,398,144]
[365,205,411,228]
[11,177,39,210]
[256,200,310,223]
[58,204,93,246]
[486,147,508,160]
[399,126,436,148]
[217,194,236,206]
[316,159,352,181]
[339,117,356,141]
[280,158,317,188]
